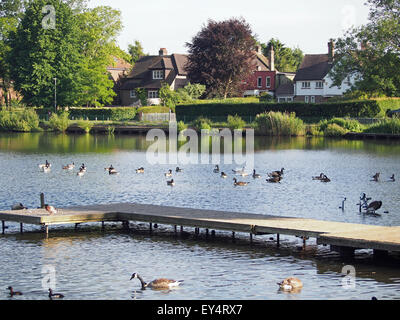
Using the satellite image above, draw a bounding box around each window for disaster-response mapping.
[305,96,309,103]
[311,96,315,103]
[152,70,164,79]
[316,82,323,89]
[301,82,311,89]
[130,90,136,99]
[257,77,262,88]
[266,76,271,88]
[148,90,159,99]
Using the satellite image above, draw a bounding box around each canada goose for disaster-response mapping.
[11,203,27,210]
[268,168,285,178]
[312,173,325,180]
[176,167,183,173]
[221,172,228,179]
[367,201,383,213]
[107,165,118,175]
[372,173,380,182]
[232,167,246,175]
[165,169,173,177]
[62,162,75,170]
[213,165,220,173]
[320,175,331,183]
[79,164,87,172]
[233,178,249,186]
[45,205,57,215]
[167,179,175,186]
[266,176,282,183]
[339,197,347,210]
[252,170,261,179]
[277,277,303,292]
[39,160,51,169]
[136,167,145,173]
[77,169,85,176]
[390,174,395,182]
[7,286,23,297]
[130,273,183,290]
[48,288,64,299]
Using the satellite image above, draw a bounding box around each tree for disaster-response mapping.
[329,0,400,96]
[128,40,146,64]
[261,38,303,72]
[186,18,256,99]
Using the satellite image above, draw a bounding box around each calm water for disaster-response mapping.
[1,132,400,300]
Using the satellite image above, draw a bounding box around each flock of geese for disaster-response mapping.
[7,273,302,298]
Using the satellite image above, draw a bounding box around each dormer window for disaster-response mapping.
[153,70,164,79]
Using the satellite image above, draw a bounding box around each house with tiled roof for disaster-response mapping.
[107,56,132,105]
[119,48,189,106]
[293,40,353,103]
[242,46,277,97]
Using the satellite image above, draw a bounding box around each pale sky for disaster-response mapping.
[88,0,370,55]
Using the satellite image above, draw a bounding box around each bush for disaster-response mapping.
[75,119,94,133]
[137,106,171,114]
[363,118,400,134]
[67,107,137,121]
[323,123,348,137]
[318,118,363,133]
[0,108,41,132]
[48,111,70,132]
[227,114,246,130]
[192,117,212,132]
[177,120,188,133]
[254,112,305,136]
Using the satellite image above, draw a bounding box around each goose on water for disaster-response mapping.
[267,176,282,183]
[7,286,23,297]
[62,162,75,170]
[252,170,261,179]
[48,288,64,299]
[213,165,220,173]
[165,169,173,177]
[39,160,51,169]
[233,178,249,186]
[277,277,303,292]
[390,174,395,182]
[136,167,145,173]
[366,201,383,213]
[11,203,27,210]
[167,179,175,186]
[268,168,284,178]
[221,172,228,179]
[372,173,380,182]
[130,273,183,290]
[176,167,183,173]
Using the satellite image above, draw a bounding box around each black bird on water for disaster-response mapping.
[7,286,23,297]
[48,288,64,299]
[367,201,383,213]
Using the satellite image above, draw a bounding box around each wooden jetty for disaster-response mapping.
[1,202,400,258]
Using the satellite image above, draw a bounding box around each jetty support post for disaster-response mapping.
[277,234,280,248]
[2,221,5,234]
[40,193,45,208]
[20,223,23,234]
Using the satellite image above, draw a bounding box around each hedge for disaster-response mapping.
[176,100,387,122]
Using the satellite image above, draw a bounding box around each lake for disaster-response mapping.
[1,132,400,300]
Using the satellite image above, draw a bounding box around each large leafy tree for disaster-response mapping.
[186,18,256,99]
[330,0,400,96]
[261,38,303,72]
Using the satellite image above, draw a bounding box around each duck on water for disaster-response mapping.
[130,273,183,290]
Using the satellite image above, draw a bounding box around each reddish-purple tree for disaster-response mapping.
[185,18,256,99]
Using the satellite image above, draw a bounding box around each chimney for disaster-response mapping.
[255,45,262,55]
[159,48,168,56]
[328,39,335,63]
[268,44,275,71]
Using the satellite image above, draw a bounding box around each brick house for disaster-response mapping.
[242,46,277,97]
[107,56,132,105]
[119,48,189,106]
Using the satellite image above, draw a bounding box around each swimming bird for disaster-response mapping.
[11,203,27,210]
[176,167,183,173]
[136,167,145,173]
[277,277,303,292]
[77,168,85,177]
[372,173,380,182]
[221,172,228,179]
[79,164,87,172]
[320,175,331,183]
[233,178,249,187]
[62,162,75,170]
[213,165,220,173]
[45,204,57,215]
[48,288,64,299]
[252,170,261,179]
[165,169,173,177]
[39,160,51,170]
[266,176,282,183]
[130,273,183,290]
[366,201,383,213]
[389,174,395,182]
[339,197,347,210]
[107,165,118,175]
[268,168,285,178]
[167,179,175,186]
[7,286,23,297]
[312,173,325,180]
